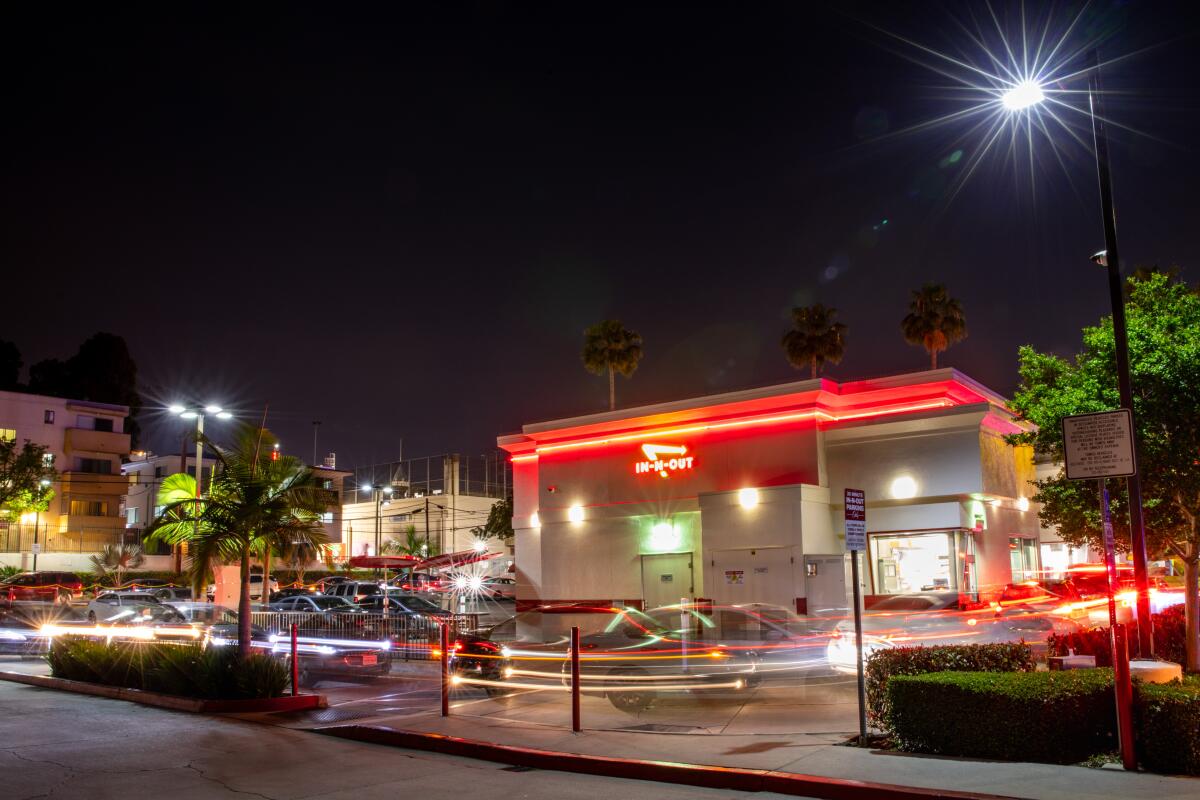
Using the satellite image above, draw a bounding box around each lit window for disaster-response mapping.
[69,500,110,517]
[44,410,55,424]
[0,428,15,442]
[321,512,334,523]
[42,453,55,467]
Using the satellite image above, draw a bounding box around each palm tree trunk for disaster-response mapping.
[608,365,615,411]
[262,547,272,603]
[810,358,817,380]
[930,350,938,370]
[1185,551,1199,672]
[238,544,253,660]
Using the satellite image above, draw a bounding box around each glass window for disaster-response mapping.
[93,418,114,432]
[44,410,55,424]
[869,532,957,594]
[1009,537,1039,583]
[77,458,112,474]
[321,511,334,523]
[0,428,15,442]
[69,500,110,516]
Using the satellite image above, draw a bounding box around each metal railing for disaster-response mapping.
[248,610,479,661]
[0,524,137,553]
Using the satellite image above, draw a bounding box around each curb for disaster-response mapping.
[0,671,326,713]
[315,725,1030,800]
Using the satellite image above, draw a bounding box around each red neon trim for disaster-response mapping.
[530,399,952,456]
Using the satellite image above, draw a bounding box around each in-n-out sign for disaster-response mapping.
[634,443,695,478]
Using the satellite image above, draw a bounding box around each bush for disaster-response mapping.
[887,669,1116,763]
[1048,604,1186,667]
[865,643,1033,727]
[1136,675,1200,775]
[47,639,289,700]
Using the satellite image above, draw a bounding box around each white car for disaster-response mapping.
[86,591,179,625]
[205,574,279,602]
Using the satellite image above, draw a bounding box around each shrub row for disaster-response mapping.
[1048,603,1186,666]
[1137,675,1200,775]
[887,669,1117,764]
[47,638,290,700]
[887,669,1200,774]
[864,642,1034,726]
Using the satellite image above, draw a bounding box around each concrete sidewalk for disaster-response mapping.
[304,707,1199,800]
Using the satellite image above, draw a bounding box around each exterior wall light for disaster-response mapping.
[889,475,918,500]
[530,510,540,527]
[649,521,682,551]
[738,488,760,508]
[1017,497,1030,512]
[568,505,584,524]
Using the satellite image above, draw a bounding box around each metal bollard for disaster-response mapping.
[570,626,581,732]
[291,623,299,696]
[440,623,450,716]
[1112,623,1137,771]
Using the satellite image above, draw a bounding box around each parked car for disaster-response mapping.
[85,591,190,626]
[355,591,452,618]
[270,594,366,614]
[116,578,194,602]
[451,605,758,711]
[480,577,516,599]
[644,602,835,680]
[205,573,278,602]
[0,571,84,605]
[270,586,318,603]
[391,572,439,593]
[325,581,387,603]
[166,602,271,646]
[314,575,352,593]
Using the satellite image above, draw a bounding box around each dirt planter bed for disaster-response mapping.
[0,670,326,713]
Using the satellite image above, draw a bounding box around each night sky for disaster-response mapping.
[3,2,1197,468]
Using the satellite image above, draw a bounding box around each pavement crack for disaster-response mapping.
[184,763,280,800]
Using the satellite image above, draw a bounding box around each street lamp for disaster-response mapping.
[170,403,233,570]
[361,483,394,557]
[996,54,1155,656]
[32,478,51,571]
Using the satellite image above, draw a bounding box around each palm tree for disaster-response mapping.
[279,539,322,588]
[380,524,439,559]
[582,319,644,410]
[146,424,329,658]
[781,304,847,379]
[89,543,146,587]
[901,283,968,369]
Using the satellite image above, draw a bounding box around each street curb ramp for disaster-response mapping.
[314,725,1030,800]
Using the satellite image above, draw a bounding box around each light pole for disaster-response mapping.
[998,53,1154,656]
[360,483,394,557]
[32,478,51,571]
[169,403,233,571]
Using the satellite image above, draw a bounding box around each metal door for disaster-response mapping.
[641,553,693,610]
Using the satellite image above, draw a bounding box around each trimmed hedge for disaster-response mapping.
[887,669,1116,763]
[1137,676,1200,775]
[865,643,1034,727]
[1048,603,1186,667]
[47,638,289,700]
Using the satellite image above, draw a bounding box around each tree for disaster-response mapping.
[781,304,847,379]
[89,544,146,587]
[146,424,329,658]
[901,283,967,369]
[1008,272,1200,671]
[0,339,20,390]
[381,524,440,559]
[0,439,55,516]
[582,319,644,411]
[29,332,142,446]
[472,497,513,541]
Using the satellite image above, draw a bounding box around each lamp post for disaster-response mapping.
[168,403,233,571]
[998,53,1154,656]
[360,483,393,557]
[32,478,52,572]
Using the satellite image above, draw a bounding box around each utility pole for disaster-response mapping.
[312,421,321,466]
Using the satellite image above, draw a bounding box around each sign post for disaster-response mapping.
[1061,410,1137,771]
[844,488,868,746]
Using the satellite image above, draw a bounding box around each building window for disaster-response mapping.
[93,417,114,432]
[77,458,113,474]
[1009,537,1039,583]
[322,479,333,490]
[321,511,334,523]
[869,532,959,594]
[126,508,139,526]
[154,466,163,478]
[0,428,15,442]
[42,453,55,467]
[44,410,55,424]
[69,500,110,517]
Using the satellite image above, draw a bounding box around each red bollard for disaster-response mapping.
[570,626,581,732]
[1112,623,1137,770]
[440,623,450,717]
[291,623,299,696]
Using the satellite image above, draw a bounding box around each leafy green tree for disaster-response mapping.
[381,524,440,559]
[1008,272,1200,670]
[146,424,329,658]
[89,544,146,587]
[472,497,513,541]
[582,319,644,411]
[901,283,967,369]
[781,303,847,379]
[0,439,55,516]
[0,339,20,390]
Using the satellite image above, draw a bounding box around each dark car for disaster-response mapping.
[271,595,367,614]
[1,571,84,605]
[0,603,78,657]
[451,605,758,712]
[355,591,451,618]
[326,581,387,603]
[826,592,968,673]
[269,586,318,603]
[116,579,194,602]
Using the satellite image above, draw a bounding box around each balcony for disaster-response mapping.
[64,427,131,456]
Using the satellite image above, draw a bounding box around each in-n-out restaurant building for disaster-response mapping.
[498,369,1041,613]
